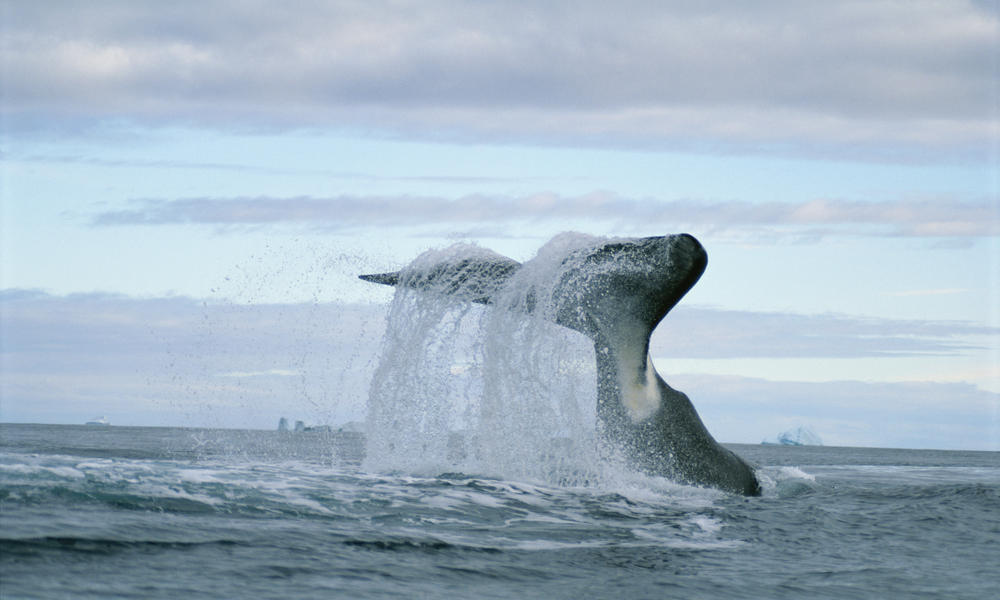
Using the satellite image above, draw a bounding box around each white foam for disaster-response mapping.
[689,515,723,535]
[776,466,816,482]
[0,463,85,479]
[509,539,610,551]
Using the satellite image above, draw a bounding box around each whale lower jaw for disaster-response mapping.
[597,318,662,423]
[620,354,662,423]
[594,340,761,496]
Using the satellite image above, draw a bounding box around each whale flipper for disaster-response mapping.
[359,272,401,286]
[361,234,761,496]
[361,255,521,305]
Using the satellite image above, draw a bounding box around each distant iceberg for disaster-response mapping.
[277,417,341,433]
[762,426,822,446]
[85,416,110,426]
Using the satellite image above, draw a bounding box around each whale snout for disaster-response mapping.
[611,234,706,326]
[670,233,706,262]
[674,233,707,273]
[675,232,702,252]
[647,233,707,280]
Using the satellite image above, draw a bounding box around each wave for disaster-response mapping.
[2,451,740,563]
[0,536,242,557]
[343,538,504,554]
[5,425,998,600]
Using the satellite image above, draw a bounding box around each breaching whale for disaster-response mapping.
[361,234,761,496]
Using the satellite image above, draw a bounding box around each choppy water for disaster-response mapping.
[2,424,998,599]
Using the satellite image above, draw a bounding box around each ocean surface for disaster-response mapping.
[1,423,998,599]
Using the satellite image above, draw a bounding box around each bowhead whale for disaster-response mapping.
[361,234,761,496]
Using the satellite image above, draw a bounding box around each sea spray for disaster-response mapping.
[364,234,610,481]
[364,244,488,472]
[475,234,602,480]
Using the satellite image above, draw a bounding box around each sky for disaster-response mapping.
[1,1,998,450]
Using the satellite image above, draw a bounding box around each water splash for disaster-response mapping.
[365,234,615,483]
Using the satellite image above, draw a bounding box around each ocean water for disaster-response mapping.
[1,423,997,599]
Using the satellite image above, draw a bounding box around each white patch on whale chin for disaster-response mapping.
[621,354,661,422]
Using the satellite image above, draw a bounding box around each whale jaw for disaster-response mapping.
[596,346,761,496]
[621,353,662,423]
[360,234,761,496]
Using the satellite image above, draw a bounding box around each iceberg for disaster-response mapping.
[763,426,822,446]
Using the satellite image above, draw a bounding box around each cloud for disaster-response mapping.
[90,194,1000,239]
[4,290,992,378]
[2,290,996,447]
[676,374,999,450]
[3,1,996,158]
[217,369,300,378]
[654,306,999,359]
[884,288,970,297]
[10,153,542,185]
[0,290,388,428]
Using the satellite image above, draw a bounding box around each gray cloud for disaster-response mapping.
[3,290,996,447]
[10,153,547,185]
[5,290,992,371]
[0,290,386,375]
[2,1,995,158]
[91,194,1000,239]
[675,374,999,450]
[0,290,387,428]
[654,306,999,359]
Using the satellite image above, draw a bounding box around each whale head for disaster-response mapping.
[359,232,708,343]
[550,234,707,340]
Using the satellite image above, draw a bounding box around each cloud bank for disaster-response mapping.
[91,194,1000,239]
[3,290,996,448]
[0,290,386,428]
[676,374,999,450]
[655,306,998,359]
[3,1,996,158]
